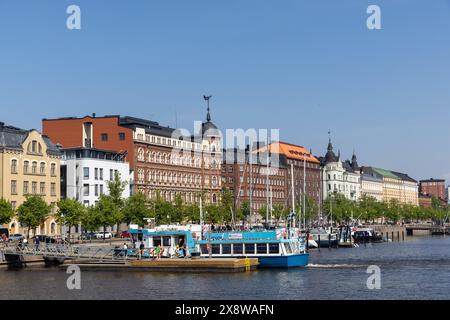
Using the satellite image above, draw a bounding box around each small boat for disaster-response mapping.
[128,225,309,268]
[308,227,338,247]
[351,228,383,243]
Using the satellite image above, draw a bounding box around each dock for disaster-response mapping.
[63,258,259,273]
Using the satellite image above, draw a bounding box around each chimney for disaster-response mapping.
[92,113,96,118]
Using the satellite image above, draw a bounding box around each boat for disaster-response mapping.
[128,224,309,268]
[308,227,338,247]
[351,227,383,243]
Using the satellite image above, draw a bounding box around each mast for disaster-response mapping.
[303,151,306,230]
[266,137,270,226]
[249,148,253,228]
[291,163,295,226]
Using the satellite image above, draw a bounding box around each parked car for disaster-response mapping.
[8,234,24,242]
[80,232,96,240]
[95,232,113,239]
[32,235,56,244]
[120,230,130,239]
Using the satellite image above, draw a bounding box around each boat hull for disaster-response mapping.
[258,253,309,268]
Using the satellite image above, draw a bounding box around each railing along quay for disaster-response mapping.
[0,242,135,263]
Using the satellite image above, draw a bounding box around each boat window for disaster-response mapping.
[257,243,268,254]
[269,243,279,254]
[284,243,292,254]
[245,244,255,254]
[233,244,243,254]
[222,244,231,254]
[163,236,171,246]
[200,244,208,254]
[212,244,220,254]
[153,237,162,247]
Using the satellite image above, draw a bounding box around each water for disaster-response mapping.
[1,236,449,300]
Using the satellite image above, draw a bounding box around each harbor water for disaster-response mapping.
[1,236,449,300]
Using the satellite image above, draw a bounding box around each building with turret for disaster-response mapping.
[317,136,361,201]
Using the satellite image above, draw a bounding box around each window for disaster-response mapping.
[11,180,17,194]
[32,182,37,194]
[24,161,29,174]
[245,244,255,254]
[95,185,99,196]
[50,163,56,176]
[232,244,243,254]
[95,168,98,180]
[40,162,45,175]
[101,133,108,141]
[110,169,113,180]
[119,132,125,140]
[23,181,29,194]
[83,184,89,196]
[51,183,56,196]
[100,184,104,195]
[11,202,16,210]
[269,243,279,254]
[100,168,103,180]
[11,160,17,174]
[40,182,45,195]
[32,162,37,174]
[163,236,171,246]
[83,167,89,179]
[83,200,90,206]
[222,244,232,254]
[257,243,268,254]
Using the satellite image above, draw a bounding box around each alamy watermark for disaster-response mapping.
[366,265,381,290]
[66,265,81,290]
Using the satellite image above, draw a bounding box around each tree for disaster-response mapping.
[219,188,234,225]
[107,171,127,236]
[0,198,15,226]
[172,194,185,224]
[17,196,51,239]
[81,205,102,234]
[123,192,152,227]
[238,201,251,225]
[56,198,85,241]
[272,203,289,226]
[96,194,118,239]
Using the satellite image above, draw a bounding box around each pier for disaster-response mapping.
[0,243,258,272]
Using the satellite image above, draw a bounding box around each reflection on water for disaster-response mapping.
[1,236,449,300]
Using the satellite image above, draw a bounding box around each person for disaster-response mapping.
[178,237,186,257]
[22,237,28,248]
[123,243,128,250]
[154,244,161,260]
[34,236,40,251]
[139,241,145,259]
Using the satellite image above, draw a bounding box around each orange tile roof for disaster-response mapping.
[254,142,320,164]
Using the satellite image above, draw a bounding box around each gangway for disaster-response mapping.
[0,242,137,263]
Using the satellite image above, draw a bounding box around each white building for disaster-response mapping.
[61,148,131,207]
[360,171,384,202]
[319,138,361,201]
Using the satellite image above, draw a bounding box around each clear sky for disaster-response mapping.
[1,0,450,182]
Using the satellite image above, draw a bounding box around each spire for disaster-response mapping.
[327,130,333,152]
[203,95,212,122]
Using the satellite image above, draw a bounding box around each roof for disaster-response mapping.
[254,142,320,164]
[0,123,61,155]
[364,167,417,183]
[420,178,445,183]
[222,148,287,167]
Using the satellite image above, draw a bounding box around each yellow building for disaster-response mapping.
[361,167,418,205]
[0,122,61,236]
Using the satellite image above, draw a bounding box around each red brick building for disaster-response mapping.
[222,148,288,221]
[42,111,222,204]
[419,178,446,202]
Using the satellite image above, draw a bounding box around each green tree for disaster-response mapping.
[106,171,127,236]
[17,196,51,239]
[96,194,118,239]
[56,198,85,241]
[0,198,15,226]
[123,192,152,227]
[238,201,251,225]
[81,205,102,234]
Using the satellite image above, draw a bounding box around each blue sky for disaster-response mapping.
[1,0,450,182]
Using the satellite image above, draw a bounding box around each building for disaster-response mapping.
[0,122,61,236]
[360,170,384,202]
[222,148,288,223]
[419,179,446,202]
[42,108,221,205]
[360,167,418,205]
[60,148,131,207]
[255,142,321,210]
[317,137,361,202]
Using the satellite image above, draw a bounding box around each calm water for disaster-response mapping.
[1,236,449,300]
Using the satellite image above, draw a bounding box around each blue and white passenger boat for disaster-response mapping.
[128,224,309,268]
